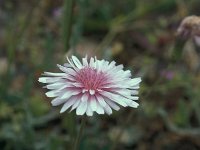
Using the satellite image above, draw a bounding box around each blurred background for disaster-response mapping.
[1,0,200,149]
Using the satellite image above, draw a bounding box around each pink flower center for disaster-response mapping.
[75,67,108,93]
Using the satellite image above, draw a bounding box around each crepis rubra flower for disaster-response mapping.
[38,56,141,116]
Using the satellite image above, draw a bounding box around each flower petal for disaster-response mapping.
[76,101,88,115]
[60,97,77,113]
[70,99,81,111]
[51,97,68,106]
[90,97,97,111]
[106,99,120,111]
[86,105,93,116]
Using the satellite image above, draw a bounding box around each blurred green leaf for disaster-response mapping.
[173,100,190,127]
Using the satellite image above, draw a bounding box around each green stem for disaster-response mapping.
[73,117,86,150]
[63,0,75,52]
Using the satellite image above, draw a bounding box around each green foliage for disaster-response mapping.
[0,0,200,149]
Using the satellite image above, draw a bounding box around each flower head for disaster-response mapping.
[38,56,141,116]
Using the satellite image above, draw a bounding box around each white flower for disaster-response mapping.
[38,56,141,116]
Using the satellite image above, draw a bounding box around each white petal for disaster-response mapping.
[107,64,123,73]
[95,59,100,71]
[57,65,77,77]
[86,105,93,116]
[124,70,131,78]
[67,57,78,71]
[38,77,49,83]
[89,57,95,68]
[131,90,139,95]
[99,91,127,107]
[103,103,112,115]
[129,85,140,89]
[63,63,71,68]
[43,72,66,76]
[57,64,68,73]
[108,61,116,70]
[129,101,139,108]
[96,60,104,71]
[129,78,142,86]
[115,89,132,96]
[95,100,104,114]
[38,77,62,83]
[90,98,97,111]
[70,99,81,111]
[60,97,76,113]
[101,61,109,72]
[72,56,83,69]
[45,90,59,97]
[96,95,107,107]
[118,96,132,105]
[121,95,139,100]
[76,101,88,115]
[51,97,67,106]
[82,57,88,66]
[46,82,66,89]
[64,74,76,81]
[60,91,73,99]
[106,99,120,111]
[65,68,77,76]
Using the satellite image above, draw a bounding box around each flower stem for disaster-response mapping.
[63,0,75,52]
[73,116,86,150]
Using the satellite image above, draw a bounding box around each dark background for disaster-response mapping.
[0,0,200,149]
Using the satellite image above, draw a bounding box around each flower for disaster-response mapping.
[38,56,141,116]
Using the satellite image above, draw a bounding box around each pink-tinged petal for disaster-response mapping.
[65,68,77,76]
[60,90,80,99]
[71,82,84,88]
[81,93,89,102]
[39,55,141,116]
[63,74,76,81]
